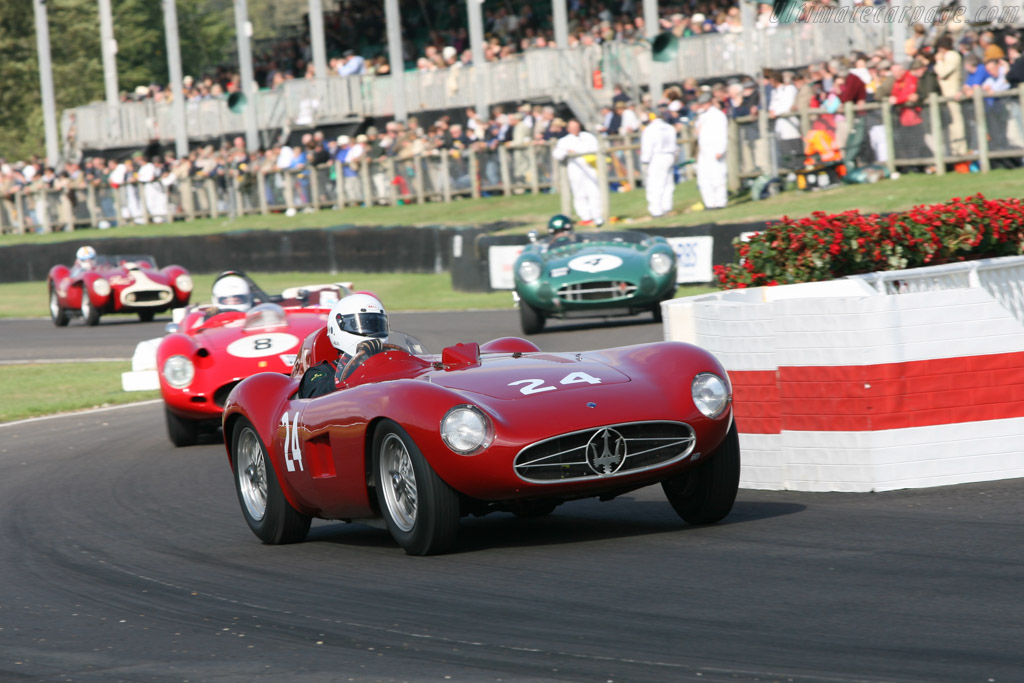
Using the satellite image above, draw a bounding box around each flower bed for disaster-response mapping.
[714,194,1024,289]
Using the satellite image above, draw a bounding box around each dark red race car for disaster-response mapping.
[48,253,192,326]
[222,330,739,555]
[158,274,352,447]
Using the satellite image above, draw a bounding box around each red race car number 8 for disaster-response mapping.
[509,371,601,395]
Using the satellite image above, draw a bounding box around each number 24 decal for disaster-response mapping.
[280,411,304,472]
[509,372,601,395]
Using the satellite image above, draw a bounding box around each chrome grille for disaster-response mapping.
[557,281,637,302]
[514,421,695,484]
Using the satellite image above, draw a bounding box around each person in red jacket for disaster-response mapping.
[889,63,924,161]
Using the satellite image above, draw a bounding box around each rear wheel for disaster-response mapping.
[49,286,69,327]
[80,289,101,326]
[138,310,156,322]
[373,420,460,555]
[519,300,545,335]
[662,422,740,525]
[232,418,311,544]
[165,406,199,447]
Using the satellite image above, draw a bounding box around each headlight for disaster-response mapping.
[649,251,674,276]
[175,274,193,293]
[91,279,111,297]
[441,405,493,455]
[163,355,195,389]
[692,373,730,419]
[517,260,542,283]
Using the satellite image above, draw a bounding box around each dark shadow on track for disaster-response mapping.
[300,499,806,554]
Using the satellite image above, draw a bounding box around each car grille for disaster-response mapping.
[213,381,241,408]
[557,281,637,302]
[121,289,173,305]
[514,421,695,484]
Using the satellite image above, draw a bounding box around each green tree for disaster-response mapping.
[0,0,233,162]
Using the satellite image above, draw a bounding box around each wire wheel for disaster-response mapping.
[379,432,418,532]
[237,426,268,523]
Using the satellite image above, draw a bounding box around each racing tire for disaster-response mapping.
[49,286,70,327]
[232,418,311,545]
[662,422,740,525]
[80,289,101,326]
[372,420,460,556]
[651,303,664,323]
[519,300,545,335]
[165,406,200,447]
[138,310,156,322]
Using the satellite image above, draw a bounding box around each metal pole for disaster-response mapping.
[233,0,260,152]
[163,0,189,158]
[642,0,661,105]
[33,0,59,167]
[98,0,119,108]
[552,0,569,48]
[467,0,488,121]
[308,0,328,79]
[385,0,408,122]
[891,0,908,63]
[739,0,757,79]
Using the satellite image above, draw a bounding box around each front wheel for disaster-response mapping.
[80,289,101,326]
[519,300,545,335]
[49,286,70,327]
[662,422,740,525]
[373,420,460,555]
[138,310,156,322]
[165,406,199,447]
[232,418,311,544]
[651,302,664,323]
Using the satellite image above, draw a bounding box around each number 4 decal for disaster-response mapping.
[509,372,601,395]
[280,411,303,472]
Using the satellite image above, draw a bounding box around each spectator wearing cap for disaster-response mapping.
[694,92,728,210]
[338,50,366,77]
[640,102,679,219]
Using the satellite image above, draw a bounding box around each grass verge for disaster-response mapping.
[0,270,713,319]
[2,168,1022,245]
[0,361,160,423]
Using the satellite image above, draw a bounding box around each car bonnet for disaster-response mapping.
[425,352,630,400]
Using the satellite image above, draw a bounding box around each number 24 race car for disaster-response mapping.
[223,330,739,555]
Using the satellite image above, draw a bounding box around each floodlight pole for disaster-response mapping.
[643,0,662,105]
[33,0,60,167]
[163,0,189,158]
[552,0,569,48]
[233,0,260,152]
[468,0,488,120]
[385,0,407,123]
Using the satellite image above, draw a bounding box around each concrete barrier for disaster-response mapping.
[662,256,1024,492]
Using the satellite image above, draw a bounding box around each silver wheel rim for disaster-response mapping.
[80,292,91,318]
[237,428,268,522]
[50,290,60,319]
[380,433,418,532]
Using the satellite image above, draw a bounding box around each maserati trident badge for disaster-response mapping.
[586,427,626,475]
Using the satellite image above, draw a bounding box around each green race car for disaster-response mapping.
[513,229,678,334]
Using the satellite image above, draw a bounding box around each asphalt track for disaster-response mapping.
[2,311,1023,682]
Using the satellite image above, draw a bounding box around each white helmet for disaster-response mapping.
[76,246,97,268]
[212,275,252,312]
[327,293,389,357]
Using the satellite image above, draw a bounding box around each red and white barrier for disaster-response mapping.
[663,263,1024,491]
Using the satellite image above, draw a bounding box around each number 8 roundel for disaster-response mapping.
[226,333,300,358]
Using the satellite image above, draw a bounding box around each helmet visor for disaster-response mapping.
[336,312,388,338]
[217,293,252,308]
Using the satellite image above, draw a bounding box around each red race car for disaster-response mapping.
[158,272,353,447]
[222,331,739,555]
[48,247,192,326]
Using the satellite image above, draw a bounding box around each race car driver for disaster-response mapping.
[73,245,97,273]
[297,293,391,399]
[210,274,253,313]
[546,213,576,248]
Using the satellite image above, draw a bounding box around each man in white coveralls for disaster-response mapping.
[694,92,728,210]
[640,103,679,218]
[551,119,603,226]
